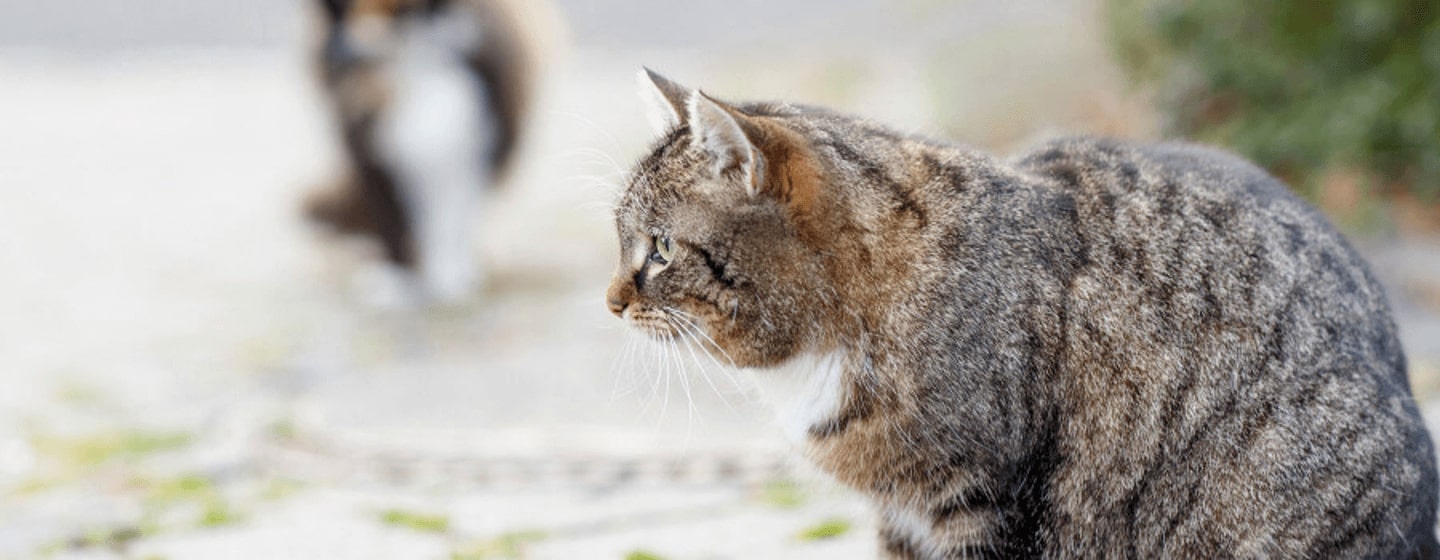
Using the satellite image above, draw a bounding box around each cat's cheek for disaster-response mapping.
[703,322,764,369]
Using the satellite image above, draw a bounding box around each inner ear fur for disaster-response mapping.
[702,100,822,215]
[689,92,763,193]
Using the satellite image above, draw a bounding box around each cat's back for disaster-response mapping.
[1006,136,1438,558]
[1013,136,1386,328]
[1014,136,1314,234]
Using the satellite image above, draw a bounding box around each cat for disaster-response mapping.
[606,69,1440,559]
[303,0,540,304]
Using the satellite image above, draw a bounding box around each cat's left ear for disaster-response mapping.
[637,68,691,134]
[688,91,765,196]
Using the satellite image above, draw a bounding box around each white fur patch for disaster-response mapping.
[745,351,847,445]
[885,506,939,557]
[630,237,650,270]
[374,11,491,303]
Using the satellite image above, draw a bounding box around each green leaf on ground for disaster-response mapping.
[758,478,807,509]
[380,509,451,533]
[268,419,298,441]
[147,474,215,503]
[451,530,548,559]
[53,381,105,408]
[259,477,306,501]
[798,518,852,541]
[32,430,193,467]
[623,551,667,560]
[198,499,244,528]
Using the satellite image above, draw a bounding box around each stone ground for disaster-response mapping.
[1,1,1439,559]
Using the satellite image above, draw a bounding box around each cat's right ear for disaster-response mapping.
[637,68,691,134]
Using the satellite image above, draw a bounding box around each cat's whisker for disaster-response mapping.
[667,309,747,398]
[626,336,657,403]
[549,145,622,164]
[550,160,619,181]
[623,331,648,393]
[554,166,625,192]
[560,180,621,197]
[667,312,740,414]
[544,110,625,154]
[606,331,630,396]
[557,173,623,195]
[668,312,728,372]
[580,199,621,212]
[662,325,700,432]
[668,328,702,430]
[657,330,674,421]
[552,164,621,183]
[667,309,739,369]
[667,310,728,358]
[640,333,665,417]
[608,329,642,403]
[570,147,626,172]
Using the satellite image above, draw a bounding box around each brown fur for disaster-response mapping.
[608,72,1439,559]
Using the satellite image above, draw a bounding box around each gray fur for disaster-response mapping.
[607,78,1440,559]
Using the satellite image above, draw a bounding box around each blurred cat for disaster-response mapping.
[304,0,545,304]
[608,69,1439,558]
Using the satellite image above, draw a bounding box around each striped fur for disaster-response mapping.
[607,71,1440,559]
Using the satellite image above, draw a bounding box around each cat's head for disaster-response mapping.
[312,0,479,116]
[606,69,839,368]
[315,0,456,62]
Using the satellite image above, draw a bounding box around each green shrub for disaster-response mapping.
[1107,0,1440,199]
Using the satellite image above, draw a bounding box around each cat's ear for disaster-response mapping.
[637,68,691,134]
[688,91,764,196]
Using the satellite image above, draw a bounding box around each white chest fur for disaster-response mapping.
[745,351,848,445]
[374,13,492,303]
[884,505,941,557]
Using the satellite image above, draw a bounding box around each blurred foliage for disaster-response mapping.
[379,508,451,533]
[31,430,192,467]
[757,478,807,509]
[1107,0,1440,199]
[136,472,245,530]
[452,530,548,559]
[797,517,852,541]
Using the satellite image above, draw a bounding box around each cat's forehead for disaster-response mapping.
[618,128,705,223]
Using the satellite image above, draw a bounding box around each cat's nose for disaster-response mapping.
[606,297,628,317]
[605,281,632,318]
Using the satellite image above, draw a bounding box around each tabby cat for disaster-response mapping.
[304,0,540,303]
[606,69,1440,558]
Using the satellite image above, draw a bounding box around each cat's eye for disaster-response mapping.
[651,236,675,264]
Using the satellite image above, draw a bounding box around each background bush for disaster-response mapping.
[1106,0,1440,200]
